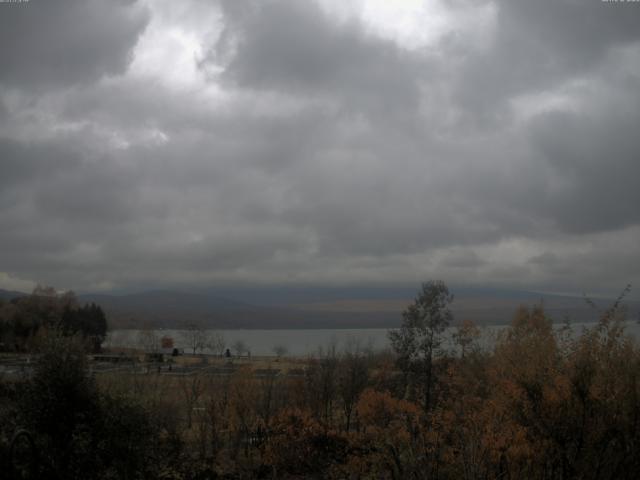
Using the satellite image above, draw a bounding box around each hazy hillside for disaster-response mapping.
[3,287,637,330]
[0,289,27,301]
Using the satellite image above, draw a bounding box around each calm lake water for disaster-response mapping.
[106,321,640,357]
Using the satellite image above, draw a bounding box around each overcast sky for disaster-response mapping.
[1,0,640,297]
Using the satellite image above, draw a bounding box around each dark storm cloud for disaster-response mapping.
[0,140,141,277]
[1,0,640,295]
[529,102,640,234]
[441,249,485,269]
[451,0,640,125]
[499,0,640,65]
[0,0,149,89]
[33,160,140,224]
[211,0,425,116]
[0,138,81,191]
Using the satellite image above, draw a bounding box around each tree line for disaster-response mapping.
[0,286,107,353]
[1,281,639,479]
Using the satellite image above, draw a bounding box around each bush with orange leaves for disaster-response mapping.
[326,388,422,479]
[356,388,420,431]
[261,408,348,478]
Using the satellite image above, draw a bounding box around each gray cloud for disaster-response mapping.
[0,138,81,191]
[1,0,639,297]
[441,249,486,269]
[529,104,640,234]
[0,0,149,89]
[210,0,425,117]
[451,0,640,126]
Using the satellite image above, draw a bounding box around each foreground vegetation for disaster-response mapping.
[1,282,639,479]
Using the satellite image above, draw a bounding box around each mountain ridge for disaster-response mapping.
[2,286,637,329]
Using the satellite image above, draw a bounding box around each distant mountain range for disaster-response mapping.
[0,289,28,301]
[2,286,638,329]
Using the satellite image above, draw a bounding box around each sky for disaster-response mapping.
[1,0,640,298]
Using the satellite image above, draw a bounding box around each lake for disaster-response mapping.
[105,321,640,357]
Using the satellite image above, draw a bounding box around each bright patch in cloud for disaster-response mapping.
[0,272,36,293]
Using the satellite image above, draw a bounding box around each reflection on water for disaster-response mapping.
[105,321,640,357]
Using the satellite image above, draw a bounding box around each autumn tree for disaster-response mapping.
[452,319,481,358]
[262,408,348,478]
[232,339,248,357]
[272,344,287,359]
[209,331,226,356]
[305,344,339,428]
[18,330,163,479]
[160,335,174,349]
[202,375,231,462]
[388,280,453,413]
[137,326,160,353]
[178,371,206,429]
[338,342,369,431]
[346,388,422,479]
[60,302,108,351]
[3,287,107,352]
[181,322,223,355]
[228,367,259,460]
